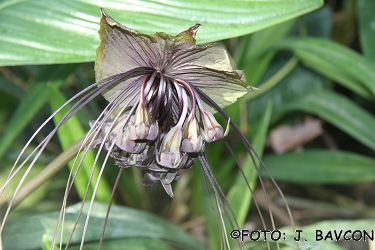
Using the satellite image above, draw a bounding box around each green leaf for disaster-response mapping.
[235,18,295,66]
[283,90,375,152]
[275,37,375,99]
[2,202,203,250]
[0,0,322,66]
[245,56,325,125]
[236,19,295,87]
[42,234,59,250]
[358,0,375,62]
[262,150,375,183]
[48,84,111,202]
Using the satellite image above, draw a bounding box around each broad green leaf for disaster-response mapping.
[0,64,77,160]
[0,0,322,66]
[283,90,375,152]
[2,202,203,250]
[358,0,375,62]
[262,150,375,183]
[48,85,111,202]
[275,37,375,99]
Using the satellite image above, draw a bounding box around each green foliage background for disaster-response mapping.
[1,0,375,249]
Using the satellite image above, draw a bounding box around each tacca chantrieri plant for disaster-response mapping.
[0,8,294,249]
[91,9,252,197]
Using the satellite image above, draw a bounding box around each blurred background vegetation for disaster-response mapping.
[1,0,375,249]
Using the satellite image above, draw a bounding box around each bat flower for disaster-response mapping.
[90,8,252,197]
[0,8,293,250]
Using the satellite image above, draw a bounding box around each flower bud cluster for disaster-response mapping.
[90,74,228,197]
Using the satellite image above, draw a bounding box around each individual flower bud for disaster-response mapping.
[157,125,183,169]
[130,104,158,141]
[200,109,229,143]
[181,115,204,153]
[116,117,147,154]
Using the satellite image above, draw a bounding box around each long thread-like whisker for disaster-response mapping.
[60,86,141,249]
[225,141,271,250]
[98,167,124,249]
[0,69,151,247]
[198,154,244,249]
[194,86,296,248]
[0,82,103,235]
[42,72,148,248]
[215,197,231,250]
[63,71,145,247]
[0,69,150,206]
[199,161,225,249]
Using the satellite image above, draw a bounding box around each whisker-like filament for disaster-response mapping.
[55,78,143,249]
[98,166,124,249]
[195,85,297,249]
[1,9,298,250]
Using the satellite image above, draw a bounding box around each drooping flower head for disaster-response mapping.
[90,8,251,197]
[0,8,294,250]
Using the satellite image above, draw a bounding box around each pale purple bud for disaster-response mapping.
[157,125,183,168]
[200,110,229,143]
[130,104,158,141]
[181,116,204,153]
[116,118,147,154]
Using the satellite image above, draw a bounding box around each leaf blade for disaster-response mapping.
[0,0,323,66]
[283,90,375,151]
[275,37,375,99]
[262,150,375,183]
[358,0,375,62]
[2,202,204,250]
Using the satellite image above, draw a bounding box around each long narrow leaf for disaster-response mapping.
[262,150,375,183]
[283,90,375,151]
[275,37,375,99]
